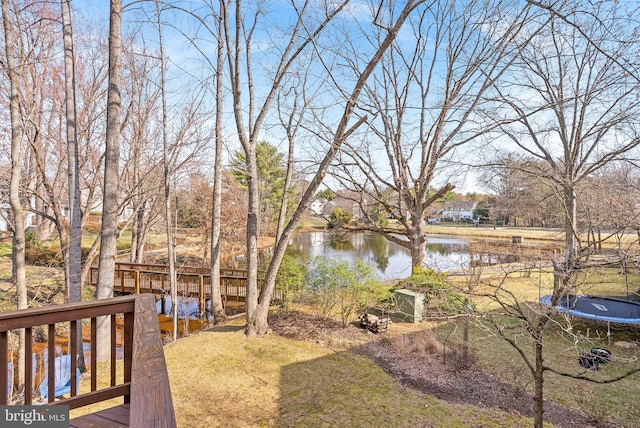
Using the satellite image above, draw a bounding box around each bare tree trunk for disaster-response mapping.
[2,0,27,391]
[564,185,578,271]
[275,133,295,242]
[96,0,123,362]
[551,185,578,293]
[533,335,544,428]
[408,213,426,272]
[210,3,226,323]
[244,145,261,336]
[130,201,146,263]
[61,0,87,372]
[154,1,178,341]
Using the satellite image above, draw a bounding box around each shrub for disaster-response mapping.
[24,230,63,267]
[275,254,306,311]
[304,256,389,326]
[385,330,445,357]
[26,245,63,267]
[25,229,40,247]
[395,268,471,316]
[328,207,353,228]
[83,223,101,234]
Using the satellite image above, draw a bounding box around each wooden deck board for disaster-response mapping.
[70,404,130,427]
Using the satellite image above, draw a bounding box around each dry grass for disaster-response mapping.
[436,316,640,427]
[62,309,638,427]
[160,317,538,427]
[425,223,639,249]
[383,328,445,357]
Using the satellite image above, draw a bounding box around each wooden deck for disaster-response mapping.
[71,404,129,427]
[0,295,176,427]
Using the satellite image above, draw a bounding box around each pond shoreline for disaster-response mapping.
[299,217,638,247]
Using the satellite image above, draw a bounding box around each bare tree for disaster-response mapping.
[475,259,640,428]
[274,57,321,243]
[481,156,562,227]
[1,0,28,390]
[96,0,123,362]
[331,0,543,271]
[151,0,179,341]
[475,3,640,425]
[220,0,352,336]
[490,1,640,293]
[121,46,163,264]
[210,2,226,323]
[222,0,433,337]
[61,0,87,372]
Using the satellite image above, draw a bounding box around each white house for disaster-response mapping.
[442,201,477,222]
[309,199,328,216]
[0,202,37,232]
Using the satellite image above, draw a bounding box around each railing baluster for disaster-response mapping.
[70,320,78,397]
[47,324,55,402]
[25,327,32,404]
[123,311,134,404]
[90,318,97,392]
[110,314,116,387]
[0,331,7,405]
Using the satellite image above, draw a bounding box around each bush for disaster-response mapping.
[328,208,353,228]
[25,229,40,247]
[26,245,63,267]
[23,230,63,267]
[395,268,471,316]
[304,256,389,326]
[83,223,101,234]
[275,254,306,310]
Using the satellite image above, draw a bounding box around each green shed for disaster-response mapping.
[392,289,427,323]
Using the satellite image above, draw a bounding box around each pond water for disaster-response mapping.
[285,231,470,280]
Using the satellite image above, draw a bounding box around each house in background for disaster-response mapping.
[442,200,477,222]
[0,182,37,234]
[309,199,328,216]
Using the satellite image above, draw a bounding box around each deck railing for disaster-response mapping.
[0,296,137,407]
[0,294,176,428]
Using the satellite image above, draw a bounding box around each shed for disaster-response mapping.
[392,289,427,323]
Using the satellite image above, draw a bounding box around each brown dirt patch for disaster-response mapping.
[269,311,612,428]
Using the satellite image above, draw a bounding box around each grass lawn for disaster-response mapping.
[62,308,639,427]
[433,315,640,426]
[161,318,539,428]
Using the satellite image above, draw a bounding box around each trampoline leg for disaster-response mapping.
[607,322,611,345]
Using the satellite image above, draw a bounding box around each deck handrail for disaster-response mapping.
[0,295,137,408]
[0,294,176,427]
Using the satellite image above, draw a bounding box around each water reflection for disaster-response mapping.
[286,232,469,279]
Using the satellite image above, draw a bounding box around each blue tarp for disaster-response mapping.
[157,296,212,320]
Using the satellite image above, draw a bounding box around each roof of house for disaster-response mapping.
[442,200,477,211]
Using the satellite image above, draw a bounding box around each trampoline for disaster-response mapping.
[540,294,640,343]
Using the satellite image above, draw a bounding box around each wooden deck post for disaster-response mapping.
[129,294,176,427]
[199,275,205,318]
